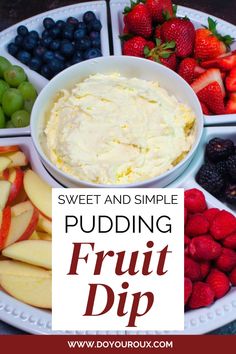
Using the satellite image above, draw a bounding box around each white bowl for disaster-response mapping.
[31,56,203,188]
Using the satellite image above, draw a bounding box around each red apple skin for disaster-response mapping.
[7,168,24,205]
[0,146,19,154]
[18,208,39,242]
[0,207,11,250]
[2,169,10,180]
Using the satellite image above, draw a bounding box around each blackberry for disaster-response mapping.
[215,160,228,177]
[206,138,234,162]
[225,183,236,205]
[226,155,236,180]
[196,164,225,196]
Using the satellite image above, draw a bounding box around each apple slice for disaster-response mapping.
[7,168,24,205]
[37,232,52,241]
[0,156,11,173]
[0,260,51,309]
[37,213,52,234]
[3,240,52,270]
[5,151,28,167]
[29,231,40,240]
[0,181,11,211]
[0,168,10,180]
[0,207,11,249]
[3,207,39,249]
[11,200,33,217]
[24,169,52,220]
[0,146,19,154]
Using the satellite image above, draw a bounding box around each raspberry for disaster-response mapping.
[184,188,207,213]
[185,214,209,237]
[188,235,222,260]
[185,256,201,281]
[184,277,192,304]
[215,248,236,272]
[184,234,190,248]
[222,233,236,249]
[203,208,220,223]
[196,164,225,196]
[206,138,234,162]
[206,268,230,299]
[229,267,236,286]
[199,260,211,279]
[210,210,236,240]
[188,282,215,309]
[184,207,188,225]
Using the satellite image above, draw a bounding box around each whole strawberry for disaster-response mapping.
[145,0,174,23]
[123,1,152,38]
[178,58,197,84]
[161,17,195,58]
[123,36,148,57]
[145,39,177,70]
[194,17,233,60]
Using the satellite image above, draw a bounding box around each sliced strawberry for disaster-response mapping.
[197,81,225,115]
[201,52,236,71]
[191,68,225,97]
[194,65,206,78]
[225,92,236,114]
[200,101,212,115]
[225,68,236,92]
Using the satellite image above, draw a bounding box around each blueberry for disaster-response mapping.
[28,57,42,71]
[43,17,55,30]
[66,17,79,27]
[62,29,74,41]
[87,19,102,33]
[40,64,52,79]
[28,30,39,40]
[54,51,65,62]
[77,22,87,30]
[16,50,31,64]
[60,42,74,58]
[15,35,24,46]
[64,23,75,32]
[41,37,53,48]
[83,48,102,60]
[34,45,46,58]
[89,31,100,40]
[91,38,101,49]
[17,25,28,37]
[8,43,19,56]
[42,29,50,39]
[83,11,96,24]
[48,59,64,74]
[71,51,83,64]
[50,27,61,39]
[74,28,87,40]
[50,40,61,51]
[75,37,91,51]
[43,50,55,63]
[22,36,38,51]
[56,20,66,29]
[64,61,72,69]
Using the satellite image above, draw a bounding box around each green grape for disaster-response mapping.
[24,99,35,113]
[5,120,14,128]
[18,81,37,100]
[2,88,24,116]
[11,110,30,127]
[3,65,27,87]
[0,80,9,104]
[0,107,6,128]
[0,56,11,78]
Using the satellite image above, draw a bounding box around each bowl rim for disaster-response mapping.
[31,55,204,188]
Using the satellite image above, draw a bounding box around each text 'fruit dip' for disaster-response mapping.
[44,73,196,184]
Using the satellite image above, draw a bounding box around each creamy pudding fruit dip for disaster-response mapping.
[44,73,196,185]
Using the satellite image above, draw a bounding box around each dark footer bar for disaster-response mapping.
[1,335,236,354]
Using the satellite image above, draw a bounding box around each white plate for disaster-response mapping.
[110,0,236,126]
[1,130,236,334]
[0,1,110,137]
